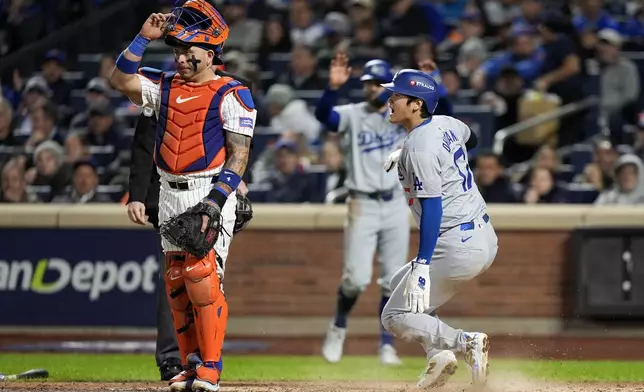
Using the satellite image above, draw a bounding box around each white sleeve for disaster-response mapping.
[333,104,352,133]
[407,149,442,198]
[452,117,471,144]
[135,74,161,115]
[221,91,256,137]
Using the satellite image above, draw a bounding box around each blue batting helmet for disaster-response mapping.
[381,69,440,114]
[360,59,393,83]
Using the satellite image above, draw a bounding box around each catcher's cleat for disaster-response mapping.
[191,364,221,392]
[464,332,490,388]
[160,358,183,381]
[168,369,196,392]
[417,350,458,388]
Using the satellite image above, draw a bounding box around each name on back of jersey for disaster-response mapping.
[441,129,460,153]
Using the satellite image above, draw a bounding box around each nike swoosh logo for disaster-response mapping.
[170,275,182,280]
[461,236,472,243]
[176,95,201,104]
[185,265,198,272]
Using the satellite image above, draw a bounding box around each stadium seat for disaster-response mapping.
[76,53,104,76]
[568,144,594,174]
[266,53,291,75]
[246,182,271,203]
[96,185,125,202]
[250,129,281,167]
[308,165,329,203]
[294,90,324,106]
[616,144,634,155]
[28,185,53,202]
[555,165,576,183]
[562,183,599,204]
[63,71,88,89]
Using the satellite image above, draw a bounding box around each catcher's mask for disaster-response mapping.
[162,0,228,64]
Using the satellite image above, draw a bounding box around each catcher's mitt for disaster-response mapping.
[234,191,253,234]
[160,201,222,258]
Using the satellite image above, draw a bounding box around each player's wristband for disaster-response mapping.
[128,34,150,57]
[414,257,430,265]
[116,34,150,74]
[219,169,242,191]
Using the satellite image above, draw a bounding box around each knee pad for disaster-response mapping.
[183,251,221,306]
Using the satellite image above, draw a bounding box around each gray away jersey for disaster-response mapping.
[397,115,487,230]
[334,102,406,193]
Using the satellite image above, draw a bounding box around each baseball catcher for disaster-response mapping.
[109,1,256,391]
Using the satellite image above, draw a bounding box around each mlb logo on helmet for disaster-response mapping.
[410,79,434,90]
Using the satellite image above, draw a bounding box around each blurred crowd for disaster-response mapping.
[1,0,644,206]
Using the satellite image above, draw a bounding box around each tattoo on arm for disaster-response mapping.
[215,132,251,194]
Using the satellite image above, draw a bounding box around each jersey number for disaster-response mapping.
[453,147,473,192]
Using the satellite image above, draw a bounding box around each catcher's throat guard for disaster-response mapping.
[160,201,223,258]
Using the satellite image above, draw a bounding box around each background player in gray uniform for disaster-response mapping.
[314,54,409,365]
[379,69,499,388]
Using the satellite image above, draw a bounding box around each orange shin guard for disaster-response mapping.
[164,252,199,366]
[182,251,228,370]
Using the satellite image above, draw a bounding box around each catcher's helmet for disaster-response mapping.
[360,59,393,83]
[163,0,228,63]
[381,69,440,114]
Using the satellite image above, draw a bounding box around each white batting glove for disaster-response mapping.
[404,259,431,313]
[383,149,402,172]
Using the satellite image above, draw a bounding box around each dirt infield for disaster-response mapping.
[2,380,644,392]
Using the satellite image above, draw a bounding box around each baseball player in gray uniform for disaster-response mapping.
[379,69,498,388]
[314,53,409,365]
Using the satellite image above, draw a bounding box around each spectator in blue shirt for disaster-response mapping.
[621,7,644,49]
[470,25,543,91]
[573,0,620,33]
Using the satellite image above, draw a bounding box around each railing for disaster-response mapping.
[492,95,601,157]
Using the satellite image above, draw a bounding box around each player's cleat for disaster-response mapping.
[417,350,458,388]
[160,358,183,381]
[168,369,196,392]
[464,332,490,387]
[191,366,221,392]
[378,344,403,366]
[321,322,346,363]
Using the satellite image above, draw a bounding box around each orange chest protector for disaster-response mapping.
[154,73,244,174]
